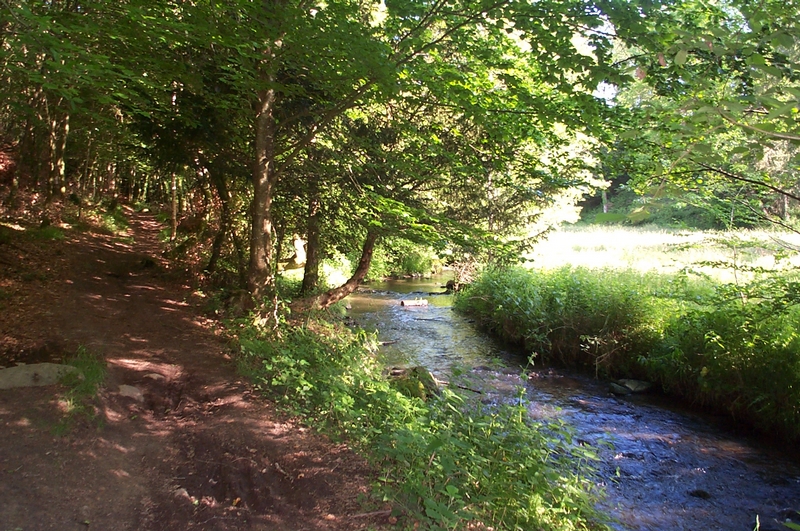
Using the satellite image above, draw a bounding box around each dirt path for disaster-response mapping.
[0,210,388,530]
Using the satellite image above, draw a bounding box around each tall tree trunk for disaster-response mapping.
[248,86,278,305]
[292,230,378,312]
[231,227,248,289]
[80,138,93,196]
[105,161,116,195]
[170,172,178,241]
[301,192,322,296]
[205,171,232,275]
[18,115,35,189]
[49,108,68,197]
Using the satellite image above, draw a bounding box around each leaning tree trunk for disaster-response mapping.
[247,85,279,308]
[292,230,378,312]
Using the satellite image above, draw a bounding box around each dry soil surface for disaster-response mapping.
[0,210,391,531]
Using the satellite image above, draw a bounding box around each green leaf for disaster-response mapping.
[752,63,783,77]
[627,208,651,223]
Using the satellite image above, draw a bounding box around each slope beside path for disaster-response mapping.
[0,210,386,530]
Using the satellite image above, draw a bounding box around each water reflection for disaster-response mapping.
[348,277,516,372]
[346,277,800,531]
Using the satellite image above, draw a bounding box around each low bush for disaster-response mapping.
[644,275,800,440]
[56,346,107,434]
[454,266,678,376]
[352,239,442,280]
[99,200,130,234]
[456,266,800,442]
[29,225,66,241]
[238,319,607,530]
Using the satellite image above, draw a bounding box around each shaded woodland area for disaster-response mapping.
[3,0,799,313]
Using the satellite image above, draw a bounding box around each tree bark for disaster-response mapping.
[300,191,322,296]
[50,109,69,197]
[170,172,178,241]
[292,230,379,312]
[205,171,233,275]
[247,85,278,304]
[231,227,248,289]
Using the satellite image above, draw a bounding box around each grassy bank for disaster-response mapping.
[454,266,800,442]
[237,320,608,531]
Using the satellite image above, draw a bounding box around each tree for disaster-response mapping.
[603,0,800,228]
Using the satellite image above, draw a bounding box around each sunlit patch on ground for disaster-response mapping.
[526,225,800,281]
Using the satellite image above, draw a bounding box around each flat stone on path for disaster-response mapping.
[118,384,145,402]
[0,363,81,389]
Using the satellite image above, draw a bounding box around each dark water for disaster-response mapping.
[347,277,800,531]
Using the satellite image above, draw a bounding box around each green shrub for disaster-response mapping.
[352,239,441,280]
[56,346,106,434]
[99,201,129,234]
[378,389,606,530]
[238,320,607,530]
[30,225,65,241]
[644,274,800,440]
[457,266,800,442]
[454,266,672,375]
[276,272,304,300]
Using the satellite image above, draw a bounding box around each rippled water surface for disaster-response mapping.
[347,277,800,531]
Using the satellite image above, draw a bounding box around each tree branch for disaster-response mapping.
[731,196,800,236]
[694,160,800,202]
[718,110,800,142]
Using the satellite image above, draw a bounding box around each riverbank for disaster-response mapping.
[346,278,800,530]
[454,266,800,444]
[238,316,609,530]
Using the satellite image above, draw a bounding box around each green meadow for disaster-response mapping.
[527,225,800,279]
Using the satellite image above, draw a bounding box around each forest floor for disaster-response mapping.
[0,207,393,531]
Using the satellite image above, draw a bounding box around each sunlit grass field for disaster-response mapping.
[526,224,800,280]
[454,223,800,443]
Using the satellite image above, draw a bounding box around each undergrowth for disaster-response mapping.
[456,266,800,442]
[29,225,66,241]
[237,319,608,530]
[56,346,106,434]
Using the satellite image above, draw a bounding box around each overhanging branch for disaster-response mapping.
[718,110,800,142]
[694,160,800,202]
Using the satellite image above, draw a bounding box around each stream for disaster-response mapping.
[346,277,800,531]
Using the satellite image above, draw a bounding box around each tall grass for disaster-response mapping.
[56,346,107,434]
[453,267,692,375]
[455,265,800,442]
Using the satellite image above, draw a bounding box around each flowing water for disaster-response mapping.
[346,277,800,531]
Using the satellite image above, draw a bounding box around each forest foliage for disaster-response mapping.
[4,1,800,527]
[3,0,798,311]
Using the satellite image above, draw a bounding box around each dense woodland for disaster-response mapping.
[2,0,799,314]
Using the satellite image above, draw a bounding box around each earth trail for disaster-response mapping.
[0,210,387,530]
